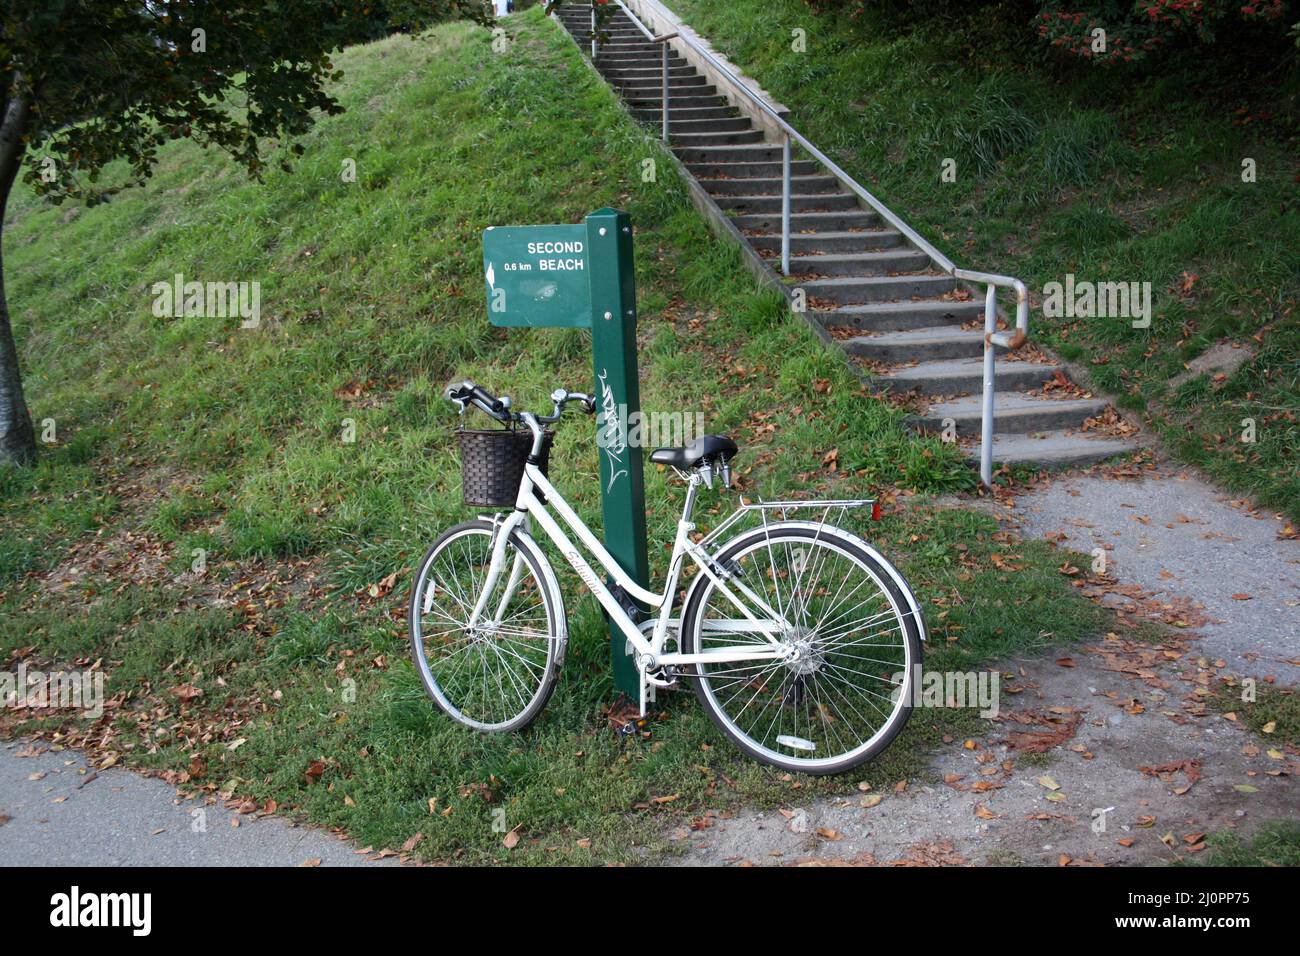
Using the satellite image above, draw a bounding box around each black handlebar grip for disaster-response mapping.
[470,384,504,414]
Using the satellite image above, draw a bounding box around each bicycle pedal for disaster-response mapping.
[644,667,679,690]
[617,717,650,738]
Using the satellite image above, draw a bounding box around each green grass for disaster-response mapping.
[1,8,1109,863]
[1173,820,1300,867]
[669,0,1300,520]
[1211,680,1300,749]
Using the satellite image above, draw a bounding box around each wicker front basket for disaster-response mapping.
[457,428,552,508]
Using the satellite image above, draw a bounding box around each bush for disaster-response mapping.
[802,0,1297,65]
[1034,0,1293,64]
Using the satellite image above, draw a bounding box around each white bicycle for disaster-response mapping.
[408,381,927,775]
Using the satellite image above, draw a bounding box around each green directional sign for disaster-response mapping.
[481,209,648,696]
[483,224,592,329]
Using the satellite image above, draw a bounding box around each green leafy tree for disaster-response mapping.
[0,0,486,465]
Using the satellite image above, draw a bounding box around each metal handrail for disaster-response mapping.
[586,2,1028,487]
[604,1,678,142]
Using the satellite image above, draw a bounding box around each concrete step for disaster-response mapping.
[593,46,669,57]
[798,274,956,306]
[702,174,840,195]
[689,159,820,178]
[625,94,730,110]
[815,299,984,332]
[730,210,880,232]
[630,106,740,123]
[670,129,766,146]
[558,21,641,30]
[613,75,711,90]
[603,70,698,87]
[750,230,906,255]
[791,248,933,277]
[914,393,1109,436]
[554,5,1145,474]
[966,431,1139,469]
[841,324,982,361]
[715,192,858,213]
[599,64,698,79]
[559,22,642,35]
[675,144,786,163]
[559,16,639,28]
[646,116,753,133]
[872,357,1063,395]
[596,50,686,62]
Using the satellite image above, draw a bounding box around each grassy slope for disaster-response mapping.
[1,8,1109,863]
[671,0,1300,518]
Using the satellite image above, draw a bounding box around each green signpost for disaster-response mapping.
[483,208,648,695]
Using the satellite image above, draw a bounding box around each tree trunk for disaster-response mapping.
[0,79,35,466]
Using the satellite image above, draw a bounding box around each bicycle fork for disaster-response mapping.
[465,515,528,631]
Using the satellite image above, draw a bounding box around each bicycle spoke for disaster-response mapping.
[412,527,557,730]
[693,529,914,770]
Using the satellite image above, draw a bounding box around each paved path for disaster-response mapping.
[1009,471,1299,683]
[0,742,391,867]
[675,641,1296,866]
[673,469,1298,866]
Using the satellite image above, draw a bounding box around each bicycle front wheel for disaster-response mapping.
[408,519,565,732]
[681,524,921,775]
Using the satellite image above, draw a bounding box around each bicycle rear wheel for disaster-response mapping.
[408,519,565,732]
[681,523,921,775]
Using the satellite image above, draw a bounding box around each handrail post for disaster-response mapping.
[661,41,669,142]
[781,134,791,276]
[591,6,597,59]
[980,284,997,488]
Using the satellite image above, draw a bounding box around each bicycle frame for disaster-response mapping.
[464,453,797,713]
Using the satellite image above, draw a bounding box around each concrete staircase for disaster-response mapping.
[555,4,1140,471]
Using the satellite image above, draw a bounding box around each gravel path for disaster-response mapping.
[1009,471,1299,684]
[673,634,1296,866]
[670,468,1299,866]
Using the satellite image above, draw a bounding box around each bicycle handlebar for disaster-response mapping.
[445,380,511,421]
[445,380,595,424]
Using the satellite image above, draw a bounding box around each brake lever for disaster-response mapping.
[445,380,472,415]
